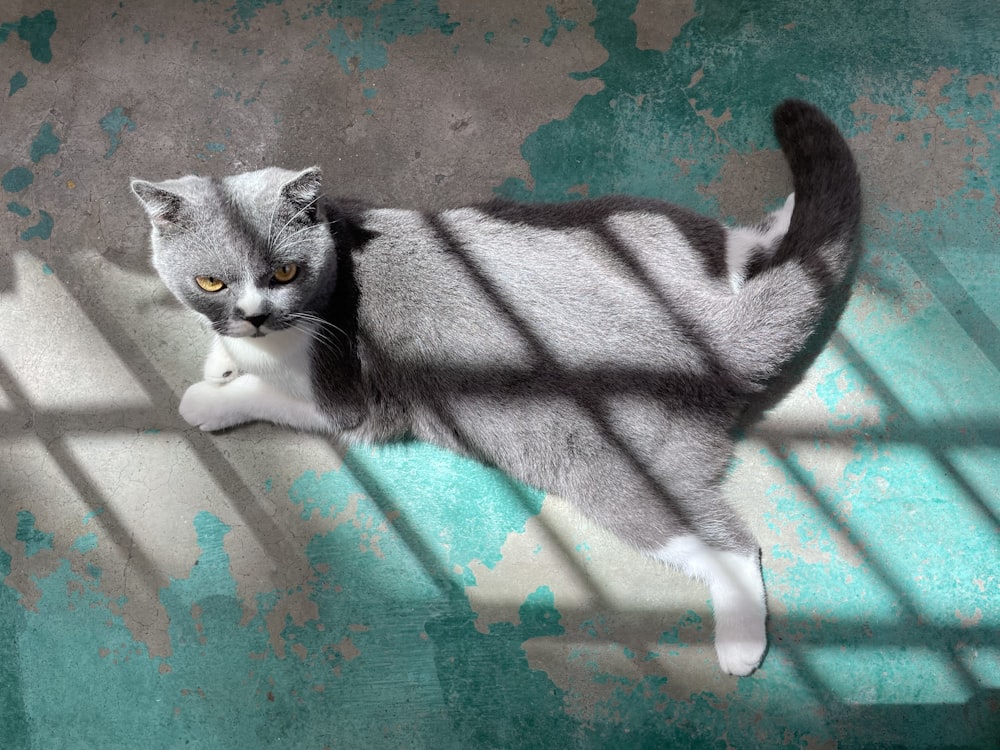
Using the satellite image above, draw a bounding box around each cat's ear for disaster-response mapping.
[280,167,322,221]
[131,180,184,229]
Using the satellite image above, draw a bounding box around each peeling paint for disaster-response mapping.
[316,0,458,75]
[2,0,999,747]
[0,10,57,64]
[20,210,53,241]
[540,5,577,47]
[15,511,53,558]
[29,123,60,164]
[71,533,98,554]
[99,107,136,159]
[8,70,27,96]
[1,167,33,193]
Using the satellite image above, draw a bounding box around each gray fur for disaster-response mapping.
[132,100,861,675]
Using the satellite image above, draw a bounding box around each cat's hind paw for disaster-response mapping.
[713,606,767,676]
[179,380,249,431]
[653,536,767,676]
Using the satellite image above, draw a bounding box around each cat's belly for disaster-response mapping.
[407,378,735,501]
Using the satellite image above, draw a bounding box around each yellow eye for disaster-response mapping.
[195,276,225,292]
[272,263,298,284]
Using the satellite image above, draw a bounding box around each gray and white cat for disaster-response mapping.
[132,100,860,676]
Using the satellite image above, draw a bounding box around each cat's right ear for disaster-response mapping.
[131,180,183,229]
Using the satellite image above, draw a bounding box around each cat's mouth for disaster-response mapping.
[222,319,271,338]
[223,315,292,338]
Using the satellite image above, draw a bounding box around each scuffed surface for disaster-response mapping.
[1,0,998,747]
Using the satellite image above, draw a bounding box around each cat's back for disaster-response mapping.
[354,198,732,373]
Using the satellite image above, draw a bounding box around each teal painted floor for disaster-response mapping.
[1,1,999,747]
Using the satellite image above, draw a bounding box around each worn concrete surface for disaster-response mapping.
[1,1,999,747]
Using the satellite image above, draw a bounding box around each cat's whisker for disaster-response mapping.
[272,216,314,244]
[307,326,350,357]
[288,312,351,355]
[271,235,316,256]
[287,310,349,344]
[271,220,324,256]
[179,215,230,265]
[273,217,346,257]
[287,319,344,359]
[186,235,228,273]
[264,193,283,251]
[294,319,341,347]
[294,311,348,339]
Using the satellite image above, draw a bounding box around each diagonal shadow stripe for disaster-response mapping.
[903,232,1000,375]
[833,333,1000,535]
[420,213,747,548]
[765,438,986,698]
[19,254,313,590]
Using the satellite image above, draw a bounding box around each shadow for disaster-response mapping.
[832,333,1000,535]
[410,211,755,551]
[339,448,460,596]
[0,357,159,595]
[763,432,987,696]
[320,192,995,741]
[0,243,15,295]
[905,224,1000,374]
[422,592,1000,745]
[0,254,308,615]
[738,232,865,428]
[2,152,997,750]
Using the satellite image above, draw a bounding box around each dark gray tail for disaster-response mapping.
[726,99,862,383]
[768,99,862,288]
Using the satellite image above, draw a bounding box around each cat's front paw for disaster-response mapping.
[179,380,249,431]
[203,340,242,384]
[205,368,242,385]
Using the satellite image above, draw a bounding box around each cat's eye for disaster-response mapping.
[195,276,225,292]
[272,264,298,284]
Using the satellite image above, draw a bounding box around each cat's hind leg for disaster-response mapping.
[565,424,767,675]
[653,534,766,676]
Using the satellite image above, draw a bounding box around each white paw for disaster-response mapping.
[179,379,249,431]
[652,536,768,676]
[713,604,767,676]
[203,342,242,384]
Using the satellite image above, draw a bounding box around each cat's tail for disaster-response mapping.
[724,99,861,384]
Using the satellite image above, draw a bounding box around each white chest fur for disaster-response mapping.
[220,325,315,400]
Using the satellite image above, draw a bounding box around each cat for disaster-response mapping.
[131,100,861,676]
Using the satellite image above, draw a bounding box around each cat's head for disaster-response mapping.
[131,166,336,338]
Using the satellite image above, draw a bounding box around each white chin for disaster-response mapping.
[225,321,264,338]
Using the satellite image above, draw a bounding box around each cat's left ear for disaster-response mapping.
[281,167,323,221]
[131,179,184,229]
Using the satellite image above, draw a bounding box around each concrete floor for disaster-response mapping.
[2,1,999,747]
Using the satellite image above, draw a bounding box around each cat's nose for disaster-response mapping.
[245,313,269,329]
